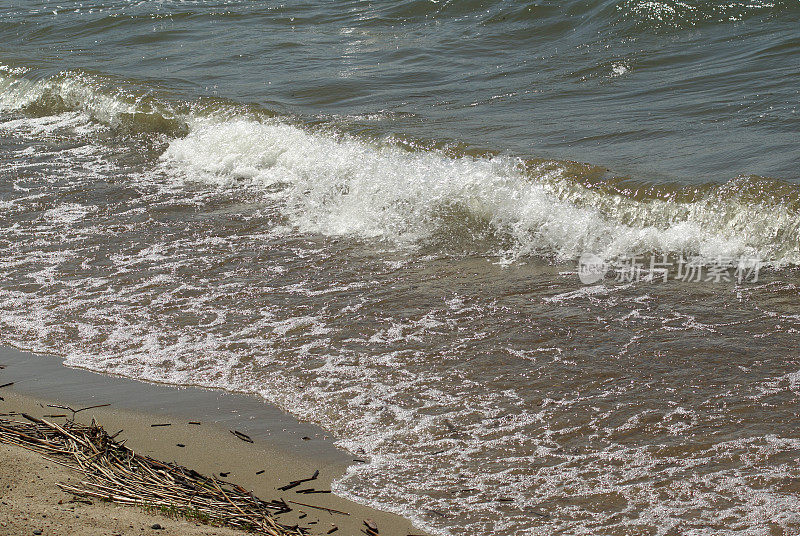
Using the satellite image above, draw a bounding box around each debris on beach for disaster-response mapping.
[47,403,111,421]
[278,470,319,491]
[0,413,306,536]
[230,429,254,443]
[295,488,331,494]
[363,518,379,535]
[287,500,349,516]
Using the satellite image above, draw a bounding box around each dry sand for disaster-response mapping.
[0,390,428,536]
[0,440,246,536]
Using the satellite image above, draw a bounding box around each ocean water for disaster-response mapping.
[1,1,800,535]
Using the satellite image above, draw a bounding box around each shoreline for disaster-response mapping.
[0,347,430,536]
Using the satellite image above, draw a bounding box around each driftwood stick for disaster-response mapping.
[288,500,350,516]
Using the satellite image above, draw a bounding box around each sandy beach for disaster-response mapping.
[0,437,247,536]
[0,349,429,536]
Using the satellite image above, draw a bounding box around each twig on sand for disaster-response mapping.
[46,403,111,421]
[364,518,380,536]
[279,470,319,491]
[287,500,350,517]
[231,430,254,443]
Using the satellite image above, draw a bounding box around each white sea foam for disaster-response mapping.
[2,67,798,266]
[160,117,799,265]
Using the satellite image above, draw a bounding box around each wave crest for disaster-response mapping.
[161,117,800,264]
[3,65,798,265]
[0,67,187,136]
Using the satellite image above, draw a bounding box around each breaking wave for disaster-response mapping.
[3,65,800,265]
[162,116,800,264]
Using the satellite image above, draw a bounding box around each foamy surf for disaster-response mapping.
[161,116,800,265]
[2,66,798,267]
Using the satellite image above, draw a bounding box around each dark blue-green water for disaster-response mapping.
[2,0,798,182]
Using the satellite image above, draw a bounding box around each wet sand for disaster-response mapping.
[0,347,429,536]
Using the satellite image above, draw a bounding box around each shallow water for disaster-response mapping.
[1,2,800,535]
